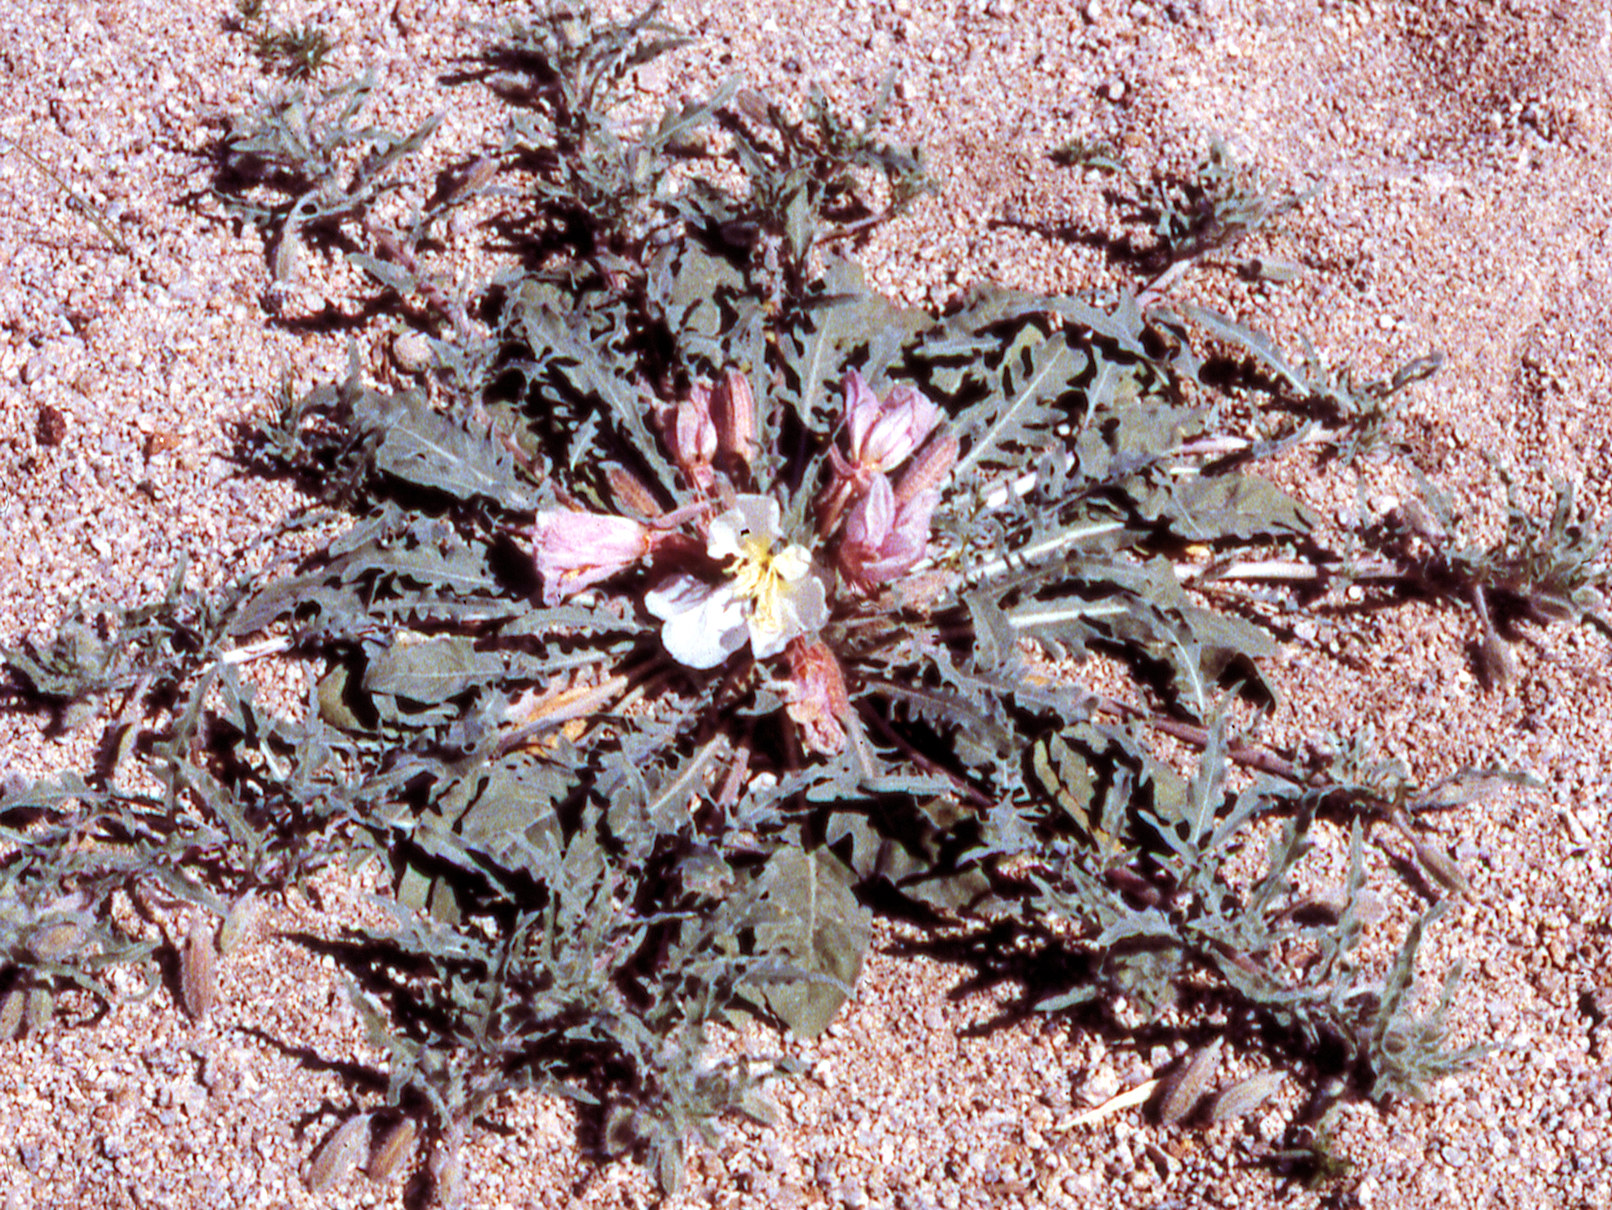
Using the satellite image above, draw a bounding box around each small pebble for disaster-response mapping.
[37,404,69,446]
[392,330,433,374]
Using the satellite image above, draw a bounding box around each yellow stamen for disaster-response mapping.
[731,535,787,629]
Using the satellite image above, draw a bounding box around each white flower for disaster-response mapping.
[645,495,828,668]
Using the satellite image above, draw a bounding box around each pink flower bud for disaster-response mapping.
[785,638,850,756]
[894,429,958,504]
[712,368,755,469]
[843,370,939,474]
[533,509,651,604]
[606,463,663,518]
[838,474,939,589]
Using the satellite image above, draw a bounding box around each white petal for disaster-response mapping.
[649,577,749,668]
[772,543,813,582]
[708,495,782,559]
[748,572,828,659]
[706,509,745,560]
[644,573,705,620]
[736,494,782,539]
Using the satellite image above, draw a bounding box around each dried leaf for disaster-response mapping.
[1207,1071,1286,1123]
[1410,838,1473,899]
[218,893,261,956]
[22,988,53,1034]
[181,919,218,1020]
[25,921,83,962]
[1156,1037,1224,1125]
[0,989,26,1041]
[306,1113,373,1193]
[366,1116,419,1182]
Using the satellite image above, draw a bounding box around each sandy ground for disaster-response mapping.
[2,0,1611,1207]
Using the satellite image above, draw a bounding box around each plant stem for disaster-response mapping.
[0,131,134,257]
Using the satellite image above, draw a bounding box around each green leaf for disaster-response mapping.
[363,637,504,703]
[952,330,1083,480]
[373,394,535,509]
[747,847,870,1038]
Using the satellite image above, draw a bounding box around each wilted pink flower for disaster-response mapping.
[785,638,850,756]
[660,385,718,491]
[838,474,940,589]
[533,509,652,604]
[819,371,945,538]
[843,370,939,475]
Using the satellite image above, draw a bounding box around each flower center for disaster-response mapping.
[730,535,789,627]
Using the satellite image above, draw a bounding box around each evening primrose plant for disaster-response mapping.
[5,3,1604,1203]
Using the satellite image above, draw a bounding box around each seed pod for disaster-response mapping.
[1411,838,1472,898]
[181,919,217,1021]
[366,1116,419,1182]
[306,1113,373,1193]
[1155,1036,1223,1125]
[23,987,53,1033]
[26,920,83,962]
[1207,1071,1286,1123]
[0,987,27,1040]
[217,893,260,957]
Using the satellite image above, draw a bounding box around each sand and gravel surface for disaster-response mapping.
[3,0,1612,1206]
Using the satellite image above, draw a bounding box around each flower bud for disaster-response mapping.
[533,510,651,604]
[712,368,755,468]
[660,385,718,491]
[606,463,663,518]
[894,428,958,503]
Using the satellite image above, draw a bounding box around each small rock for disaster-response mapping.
[1584,985,1612,1024]
[392,330,433,374]
[37,405,69,446]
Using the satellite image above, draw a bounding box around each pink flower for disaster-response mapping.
[837,474,940,589]
[818,371,945,538]
[533,509,651,604]
[843,370,939,475]
[785,638,851,756]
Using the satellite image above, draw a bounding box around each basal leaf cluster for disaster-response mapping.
[4,5,1599,1202]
